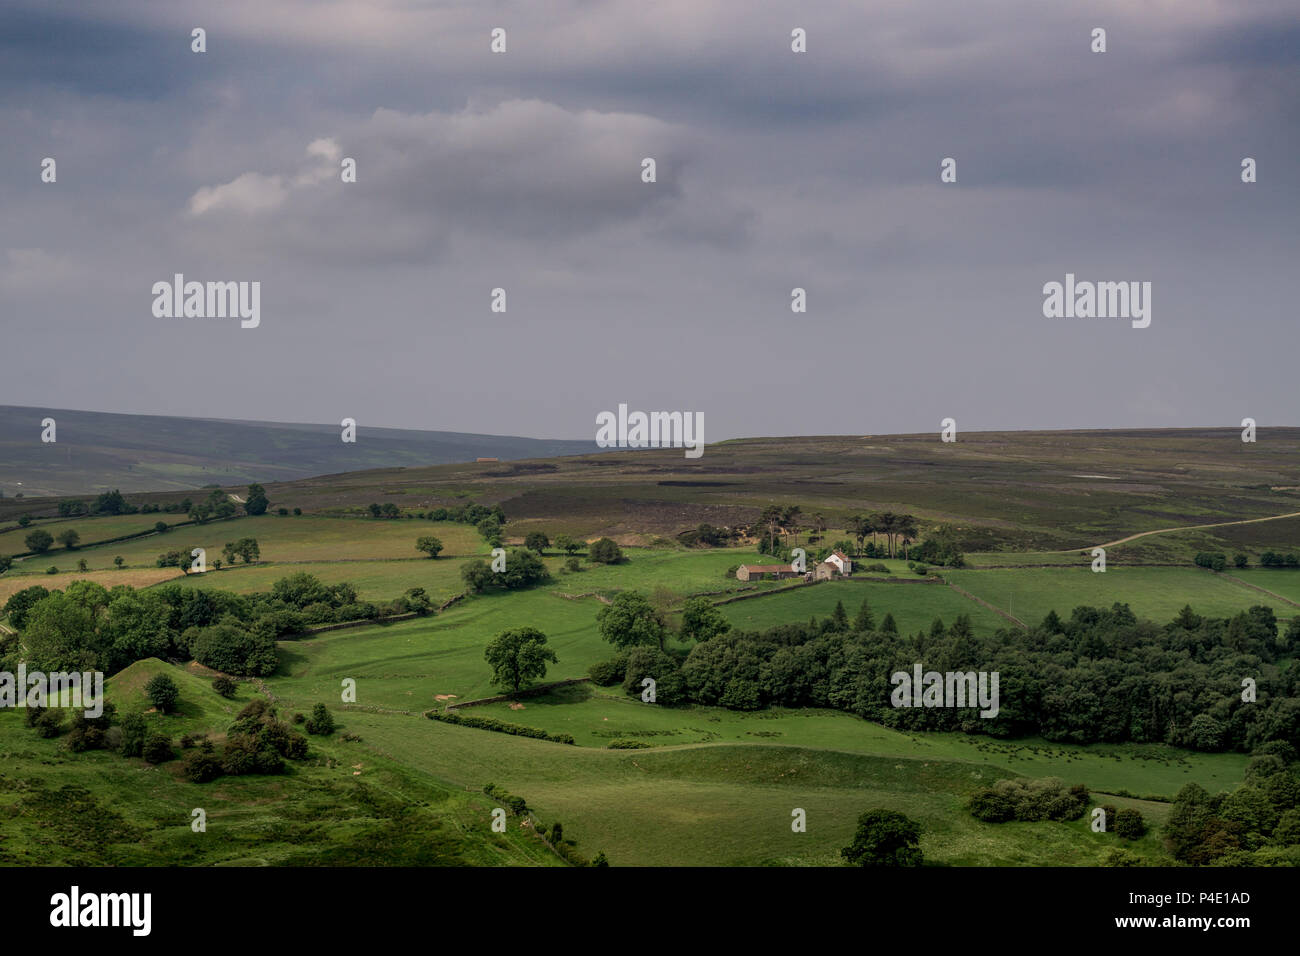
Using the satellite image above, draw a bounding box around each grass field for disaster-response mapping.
[0,512,187,557]
[944,566,1298,625]
[337,709,1183,866]
[0,661,559,867]
[5,515,488,573]
[720,578,1010,635]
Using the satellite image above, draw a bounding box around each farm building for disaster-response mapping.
[736,564,801,581]
[824,550,853,575]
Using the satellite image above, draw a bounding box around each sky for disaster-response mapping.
[1,0,1297,442]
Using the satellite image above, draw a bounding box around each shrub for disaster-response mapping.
[118,712,147,757]
[182,748,223,783]
[588,656,626,686]
[143,732,175,764]
[304,702,335,736]
[1114,808,1146,839]
[211,675,238,698]
[34,709,63,738]
[607,739,650,749]
[588,537,624,564]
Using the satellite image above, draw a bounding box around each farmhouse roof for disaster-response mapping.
[832,550,851,562]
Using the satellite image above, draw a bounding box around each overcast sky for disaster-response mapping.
[2,0,1297,441]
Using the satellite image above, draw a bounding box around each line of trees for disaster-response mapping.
[586,593,1299,754]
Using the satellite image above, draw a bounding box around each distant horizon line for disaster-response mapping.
[0,402,1289,445]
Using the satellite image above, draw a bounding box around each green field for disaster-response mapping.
[0,661,558,867]
[5,515,487,573]
[4,427,1296,867]
[720,579,1009,635]
[944,566,1297,625]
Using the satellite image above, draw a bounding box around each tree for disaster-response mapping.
[25,529,54,553]
[853,598,875,632]
[113,555,124,568]
[0,556,11,575]
[211,675,238,699]
[880,613,898,635]
[588,537,624,564]
[555,534,581,556]
[305,703,335,735]
[244,483,269,516]
[56,529,81,550]
[524,531,550,553]
[841,809,923,867]
[3,584,50,628]
[596,591,666,650]
[145,673,180,713]
[484,627,558,694]
[416,536,444,559]
[680,597,731,643]
[830,600,849,631]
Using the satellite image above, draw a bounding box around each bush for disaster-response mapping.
[588,656,626,686]
[588,537,624,564]
[118,712,147,757]
[565,557,582,573]
[211,675,237,698]
[144,673,180,713]
[182,748,223,783]
[1114,808,1146,840]
[304,703,335,736]
[607,739,650,749]
[143,732,175,764]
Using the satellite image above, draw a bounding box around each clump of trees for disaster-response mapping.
[1164,745,1300,866]
[461,549,548,592]
[221,537,261,565]
[968,778,1089,823]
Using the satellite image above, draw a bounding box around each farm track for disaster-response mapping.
[1060,510,1300,553]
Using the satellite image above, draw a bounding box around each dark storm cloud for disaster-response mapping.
[1,0,1297,442]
